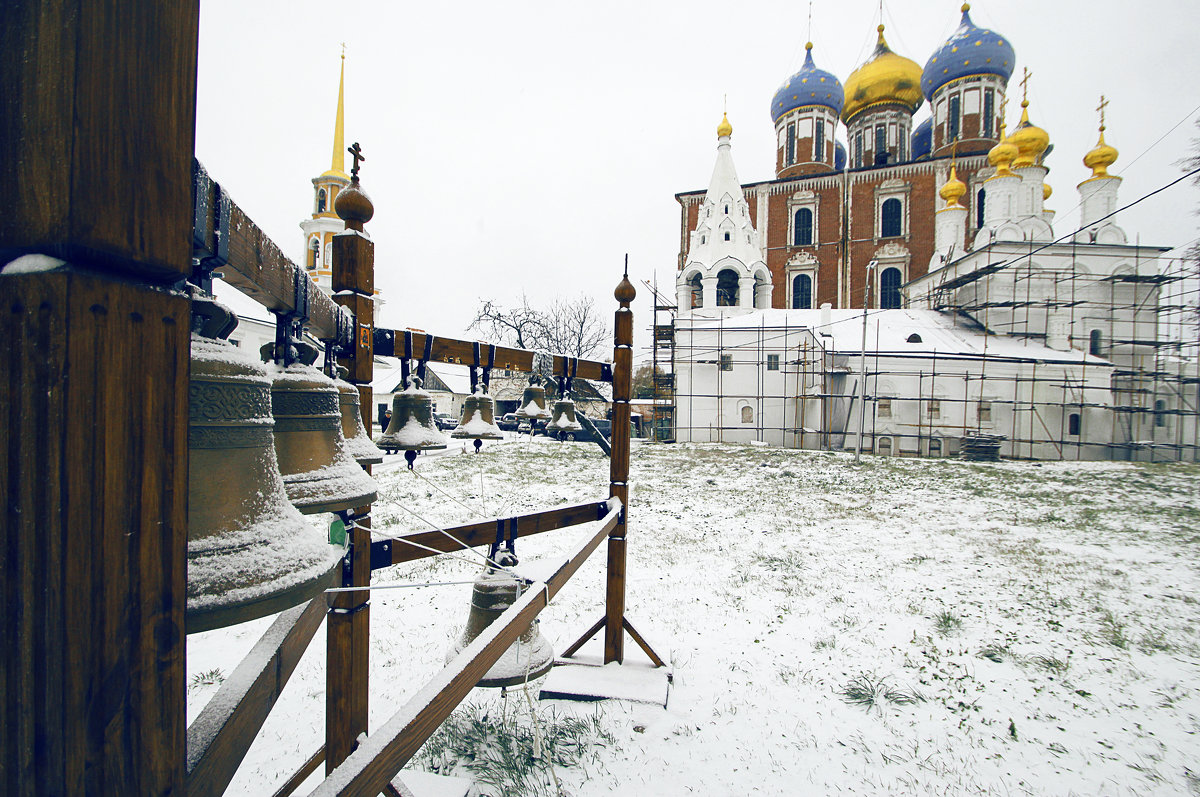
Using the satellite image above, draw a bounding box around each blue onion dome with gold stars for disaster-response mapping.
[834,141,847,170]
[922,3,1015,99]
[911,117,933,160]
[842,25,923,123]
[771,42,845,123]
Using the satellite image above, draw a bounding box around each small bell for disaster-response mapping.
[515,375,552,422]
[447,551,554,688]
[270,346,378,514]
[451,384,504,452]
[547,397,583,437]
[377,375,447,468]
[186,298,342,633]
[334,367,384,466]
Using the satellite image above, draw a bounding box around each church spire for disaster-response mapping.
[323,48,349,180]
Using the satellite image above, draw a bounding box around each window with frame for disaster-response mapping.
[877,436,892,456]
[855,132,863,167]
[317,188,327,213]
[1089,329,1104,356]
[814,119,825,161]
[716,269,738,306]
[308,238,319,270]
[978,401,992,422]
[767,354,780,371]
[1154,399,1167,428]
[880,267,903,309]
[1068,413,1081,436]
[983,89,995,138]
[976,188,986,228]
[948,94,961,141]
[874,125,886,164]
[793,208,813,246]
[786,123,796,165]
[719,354,733,371]
[791,273,812,309]
[927,399,941,419]
[929,437,943,457]
[740,406,753,423]
[878,398,892,418]
[880,197,903,238]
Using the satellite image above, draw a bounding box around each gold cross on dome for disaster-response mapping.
[1097,94,1109,132]
[1019,67,1031,104]
[348,142,365,178]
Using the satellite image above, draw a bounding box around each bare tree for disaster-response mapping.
[468,295,546,351]
[469,294,609,360]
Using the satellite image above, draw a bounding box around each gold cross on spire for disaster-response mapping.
[1019,67,1032,105]
[340,42,346,60]
[807,0,813,42]
[1096,94,1109,132]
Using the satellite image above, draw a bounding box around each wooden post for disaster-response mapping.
[326,152,376,773]
[606,266,637,663]
[1,1,198,794]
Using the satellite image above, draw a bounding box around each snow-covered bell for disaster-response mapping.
[377,375,447,468]
[269,346,378,514]
[515,376,552,422]
[451,385,504,444]
[334,367,384,466]
[446,553,554,688]
[547,398,583,437]
[186,298,342,633]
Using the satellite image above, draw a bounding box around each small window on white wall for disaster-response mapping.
[767,354,780,371]
[740,406,753,424]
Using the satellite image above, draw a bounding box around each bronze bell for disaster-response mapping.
[451,387,504,441]
[547,397,583,436]
[378,376,447,466]
[447,556,555,688]
[187,311,342,634]
[334,367,384,466]
[515,377,552,422]
[271,358,378,514]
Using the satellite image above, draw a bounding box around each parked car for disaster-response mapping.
[497,412,521,431]
[540,417,610,443]
[433,412,457,431]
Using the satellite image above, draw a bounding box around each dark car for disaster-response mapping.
[433,412,457,431]
[497,412,521,431]
[539,417,610,442]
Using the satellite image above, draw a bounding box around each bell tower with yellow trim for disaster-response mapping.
[300,50,350,295]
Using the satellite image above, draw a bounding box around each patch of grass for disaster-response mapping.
[978,643,1009,663]
[933,610,964,636]
[837,673,924,710]
[1100,610,1131,649]
[1138,629,1173,654]
[813,634,837,651]
[1029,654,1070,675]
[189,668,225,691]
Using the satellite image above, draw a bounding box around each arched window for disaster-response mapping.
[929,437,943,457]
[976,188,986,228]
[689,274,703,308]
[877,436,892,456]
[907,333,923,343]
[1154,399,1167,428]
[880,267,903,309]
[881,198,903,238]
[741,406,753,424]
[794,208,813,246]
[792,274,812,309]
[716,269,739,306]
[308,238,319,271]
[1089,329,1104,356]
[317,188,327,214]
[724,232,731,241]
[1068,413,1081,436]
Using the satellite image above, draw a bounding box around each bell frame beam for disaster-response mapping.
[307,500,623,797]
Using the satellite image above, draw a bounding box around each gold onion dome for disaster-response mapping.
[1084,130,1119,179]
[1043,182,1053,200]
[717,112,733,138]
[987,116,1018,179]
[841,24,924,123]
[939,164,967,208]
[1008,100,1050,168]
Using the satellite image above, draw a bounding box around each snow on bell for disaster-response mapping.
[270,347,378,514]
[186,300,343,633]
[451,385,504,446]
[547,397,583,436]
[515,376,552,422]
[446,553,554,688]
[377,375,447,468]
[334,366,384,466]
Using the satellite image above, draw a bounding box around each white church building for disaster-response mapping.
[670,113,1199,462]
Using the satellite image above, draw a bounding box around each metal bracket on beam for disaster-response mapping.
[369,539,395,572]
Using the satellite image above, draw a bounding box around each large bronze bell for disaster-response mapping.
[334,368,384,466]
[271,359,378,514]
[547,397,583,436]
[378,376,447,466]
[187,314,342,634]
[451,387,504,441]
[515,377,552,422]
[447,557,555,688]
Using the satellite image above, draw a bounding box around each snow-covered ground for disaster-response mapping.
[188,438,1200,795]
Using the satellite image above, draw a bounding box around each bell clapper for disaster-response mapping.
[473,438,483,454]
[405,450,417,470]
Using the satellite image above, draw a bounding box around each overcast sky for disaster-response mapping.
[197,0,1200,363]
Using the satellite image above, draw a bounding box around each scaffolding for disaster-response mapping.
[646,277,678,442]
[666,245,1200,462]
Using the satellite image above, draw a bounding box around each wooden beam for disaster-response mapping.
[380,501,609,567]
[306,499,622,797]
[185,594,329,797]
[606,271,636,663]
[270,747,325,797]
[192,161,351,342]
[372,329,612,383]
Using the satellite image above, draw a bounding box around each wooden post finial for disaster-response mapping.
[614,256,636,306]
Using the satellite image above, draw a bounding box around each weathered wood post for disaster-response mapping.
[326,144,375,773]
[606,265,636,663]
[1,1,199,793]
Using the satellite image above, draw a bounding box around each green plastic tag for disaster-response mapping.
[329,518,347,547]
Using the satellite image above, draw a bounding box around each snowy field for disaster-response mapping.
[188,438,1200,796]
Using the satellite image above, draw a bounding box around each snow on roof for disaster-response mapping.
[679,308,1108,364]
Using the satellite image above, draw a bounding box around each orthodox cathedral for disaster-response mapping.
[668,4,1199,461]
